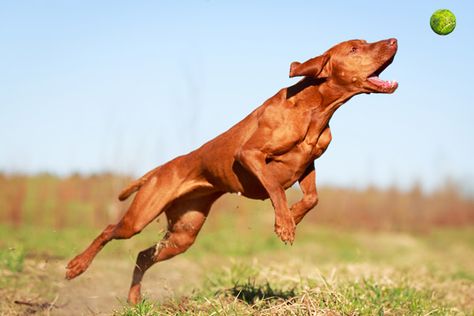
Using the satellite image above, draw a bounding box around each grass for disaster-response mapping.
[0,245,25,273]
[116,215,474,315]
[113,262,465,315]
[118,300,157,316]
[1,209,473,315]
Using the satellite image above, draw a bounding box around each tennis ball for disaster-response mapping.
[430,9,456,35]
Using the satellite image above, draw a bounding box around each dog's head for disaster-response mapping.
[289,38,398,94]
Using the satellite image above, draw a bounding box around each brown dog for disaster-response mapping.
[66,38,398,303]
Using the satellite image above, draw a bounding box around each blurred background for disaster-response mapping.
[0,1,473,315]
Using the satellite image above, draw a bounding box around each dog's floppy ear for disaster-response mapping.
[289,54,329,78]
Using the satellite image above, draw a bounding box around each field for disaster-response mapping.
[0,174,473,315]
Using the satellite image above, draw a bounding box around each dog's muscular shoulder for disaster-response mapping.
[245,90,320,157]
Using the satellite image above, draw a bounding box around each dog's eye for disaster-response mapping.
[350,47,358,53]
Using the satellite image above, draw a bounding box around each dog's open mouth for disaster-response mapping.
[366,56,398,93]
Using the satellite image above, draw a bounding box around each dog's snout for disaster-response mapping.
[387,38,397,47]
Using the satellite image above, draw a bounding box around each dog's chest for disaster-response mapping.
[265,115,332,188]
[299,109,332,156]
[272,124,331,170]
[298,124,332,160]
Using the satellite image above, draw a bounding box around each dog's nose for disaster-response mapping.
[388,38,397,46]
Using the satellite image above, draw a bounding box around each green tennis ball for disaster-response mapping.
[430,9,456,35]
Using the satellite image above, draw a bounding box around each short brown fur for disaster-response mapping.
[66,38,398,304]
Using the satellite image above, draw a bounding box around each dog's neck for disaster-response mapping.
[286,77,358,120]
[319,79,358,114]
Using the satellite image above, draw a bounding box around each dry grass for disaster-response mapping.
[0,173,473,232]
[1,223,473,315]
[1,173,473,315]
[115,258,474,315]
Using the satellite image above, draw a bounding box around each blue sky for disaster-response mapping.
[1,1,473,191]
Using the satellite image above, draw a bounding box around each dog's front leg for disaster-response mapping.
[290,162,319,225]
[235,148,295,244]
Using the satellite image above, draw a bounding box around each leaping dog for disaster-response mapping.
[66,38,398,304]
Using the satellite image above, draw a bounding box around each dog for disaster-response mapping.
[65,38,398,304]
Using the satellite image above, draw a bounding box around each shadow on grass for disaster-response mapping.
[226,279,297,304]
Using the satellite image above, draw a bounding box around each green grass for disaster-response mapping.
[117,300,157,316]
[110,214,472,315]
[1,214,473,315]
[2,174,473,314]
[113,262,462,315]
[0,245,25,273]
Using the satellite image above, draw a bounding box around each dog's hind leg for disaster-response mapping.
[127,192,222,304]
[65,163,204,280]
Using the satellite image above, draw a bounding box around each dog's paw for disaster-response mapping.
[274,216,296,244]
[65,255,90,280]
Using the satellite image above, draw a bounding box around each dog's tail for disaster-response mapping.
[118,167,160,201]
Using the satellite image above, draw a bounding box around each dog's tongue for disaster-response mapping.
[368,76,397,89]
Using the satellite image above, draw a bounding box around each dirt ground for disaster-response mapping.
[3,224,474,315]
[7,256,204,316]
